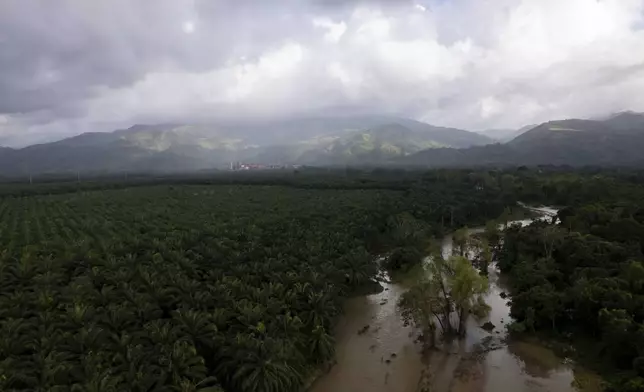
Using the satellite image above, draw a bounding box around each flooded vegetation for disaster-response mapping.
[312,206,600,392]
[3,169,642,391]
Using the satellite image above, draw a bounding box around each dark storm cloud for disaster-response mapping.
[0,0,321,116]
[1,0,644,146]
[0,1,166,113]
[0,0,419,115]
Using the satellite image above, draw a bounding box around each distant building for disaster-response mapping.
[229,162,296,171]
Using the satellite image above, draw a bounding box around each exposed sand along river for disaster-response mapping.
[311,206,601,392]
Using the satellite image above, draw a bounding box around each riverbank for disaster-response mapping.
[312,205,602,392]
[506,333,607,392]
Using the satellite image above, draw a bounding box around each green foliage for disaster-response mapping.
[449,256,490,335]
[385,247,423,272]
[498,173,644,390]
[0,117,492,176]
[506,321,527,334]
[398,277,442,348]
[385,212,431,249]
[398,254,489,344]
[382,212,431,271]
[0,170,509,391]
[0,185,385,391]
[452,228,470,257]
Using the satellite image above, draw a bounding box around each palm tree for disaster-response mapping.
[172,309,218,349]
[144,320,185,347]
[219,337,303,392]
[29,350,75,392]
[100,304,136,332]
[232,357,301,392]
[112,344,165,392]
[0,317,34,357]
[162,341,208,387]
[307,325,335,363]
[171,377,222,392]
[302,292,336,329]
[71,370,121,392]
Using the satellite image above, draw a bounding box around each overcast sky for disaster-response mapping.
[1,0,644,147]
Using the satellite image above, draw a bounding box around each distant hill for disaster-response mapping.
[402,112,644,167]
[478,128,515,142]
[0,116,491,176]
[5,111,644,176]
[479,124,537,142]
[288,123,466,164]
[0,124,245,176]
[506,113,644,165]
[602,111,644,130]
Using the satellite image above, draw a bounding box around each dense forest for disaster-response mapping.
[498,171,644,391]
[3,167,644,391]
[0,169,508,392]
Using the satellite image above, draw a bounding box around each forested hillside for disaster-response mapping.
[403,112,644,167]
[0,116,492,176]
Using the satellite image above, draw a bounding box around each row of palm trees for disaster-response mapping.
[0,186,391,391]
[0,180,508,391]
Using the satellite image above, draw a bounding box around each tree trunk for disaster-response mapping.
[481,260,489,276]
[458,307,467,337]
[437,280,453,334]
[444,306,453,334]
[427,326,436,348]
[433,312,446,333]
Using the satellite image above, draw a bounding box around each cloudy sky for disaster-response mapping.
[1,0,644,147]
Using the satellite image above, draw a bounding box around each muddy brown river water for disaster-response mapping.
[311,206,601,392]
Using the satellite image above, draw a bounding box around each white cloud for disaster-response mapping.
[4,0,644,144]
[182,20,195,34]
[313,17,347,43]
[480,96,503,119]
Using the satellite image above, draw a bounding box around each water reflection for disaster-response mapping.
[310,281,424,392]
[312,205,596,392]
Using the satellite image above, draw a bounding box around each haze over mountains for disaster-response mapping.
[478,124,538,143]
[1,112,644,176]
[404,111,644,167]
[0,116,492,175]
[3,0,644,177]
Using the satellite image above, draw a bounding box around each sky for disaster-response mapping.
[1,0,644,147]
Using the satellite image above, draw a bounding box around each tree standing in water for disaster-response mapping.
[399,253,490,344]
[399,276,444,348]
[499,207,512,229]
[483,220,501,251]
[452,227,470,257]
[477,240,493,276]
[449,256,490,336]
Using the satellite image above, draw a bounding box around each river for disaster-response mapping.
[311,206,601,392]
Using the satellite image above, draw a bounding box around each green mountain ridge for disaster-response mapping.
[3,112,644,176]
[0,116,492,176]
[402,112,644,167]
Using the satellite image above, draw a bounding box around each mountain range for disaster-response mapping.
[402,111,644,167]
[0,116,492,176]
[1,112,644,176]
[479,124,538,142]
